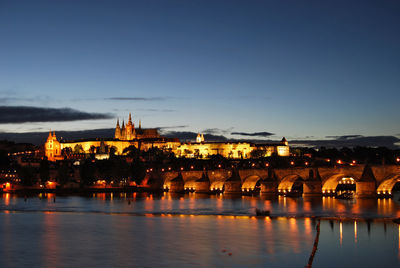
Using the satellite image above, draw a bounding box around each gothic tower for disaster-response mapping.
[125,113,135,140]
[121,120,126,140]
[115,119,121,139]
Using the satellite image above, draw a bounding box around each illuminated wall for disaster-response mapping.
[174,142,290,159]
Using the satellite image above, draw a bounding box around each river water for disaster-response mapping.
[0,192,399,267]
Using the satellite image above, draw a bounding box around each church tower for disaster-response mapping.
[115,119,121,139]
[121,120,126,140]
[125,113,136,140]
[45,131,61,161]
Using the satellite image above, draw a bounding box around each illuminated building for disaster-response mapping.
[44,114,289,161]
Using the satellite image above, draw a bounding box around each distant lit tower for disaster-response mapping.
[280,137,288,146]
[121,120,126,140]
[125,113,135,140]
[115,119,121,139]
[196,133,205,143]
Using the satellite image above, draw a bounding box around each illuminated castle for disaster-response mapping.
[115,113,159,140]
[44,113,290,161]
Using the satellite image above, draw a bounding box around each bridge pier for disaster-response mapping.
[169,172,185,193]
[355,165,377,198]
[303,181,322,197]
[355,181,376,198]
[195,171,210,193]
[260,180,278,194]
[224,169,242,194]
[302,169,323,197]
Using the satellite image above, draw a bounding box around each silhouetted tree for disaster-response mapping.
[73,144,84,154]
[18,166,37,186]
[39,159,50,184]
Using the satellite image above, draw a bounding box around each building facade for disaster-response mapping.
[44,114,290,161]
[175,137,290,159]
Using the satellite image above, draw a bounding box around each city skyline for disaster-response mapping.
[1,0,399,145]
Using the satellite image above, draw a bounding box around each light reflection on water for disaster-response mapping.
[0,193,399,267]
[1,192,400,218]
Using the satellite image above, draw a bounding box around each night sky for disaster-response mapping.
[1,0,399,144]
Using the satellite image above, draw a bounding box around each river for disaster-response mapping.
[0,192,399,267]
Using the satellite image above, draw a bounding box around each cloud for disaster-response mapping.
[325,135,363,140]
[158,125,189,130]
[290,136,400,149]
[105,97,168,101]
[0,96,52,105]
[202,127,234,135]
[231,131,274,137]
[138,108,176,112]
[162,131,228,142]
[0,106,113,123]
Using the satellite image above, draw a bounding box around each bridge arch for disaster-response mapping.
[377,174,400,194]
[241,175,262,191]
[278,174,304,193]
[322,173,358,194]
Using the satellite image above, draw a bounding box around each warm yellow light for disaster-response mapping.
[354,221,357,243]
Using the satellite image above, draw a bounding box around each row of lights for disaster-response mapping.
[322,190,336,194]
[278,189,291,193]
[377,191,392,195]
[242,188,255,192]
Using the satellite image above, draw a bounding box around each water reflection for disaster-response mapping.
[354,221,357,243]
[0,210,398,267]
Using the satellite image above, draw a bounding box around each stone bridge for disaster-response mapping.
[146,164,400,198]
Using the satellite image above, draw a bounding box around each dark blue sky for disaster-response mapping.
[1,0,399,141]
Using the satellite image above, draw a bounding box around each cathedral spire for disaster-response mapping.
[139,120,141,129]
[116,118,120,128]
[128,113,132,124]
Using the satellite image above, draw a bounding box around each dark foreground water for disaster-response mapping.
[0,192,400,267]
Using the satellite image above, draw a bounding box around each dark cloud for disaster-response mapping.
[158,125,189,130]
[105,97,167,101]
[290,136,400,149]
[202,127,234,135]
[162,131,228,142]
[0,96,52,105]
[138,108,176,112]
[0,128,116,145]
[231,131,274,137]
[325,135,363,140]
[0,106,113,123]
[202,128,221,134]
